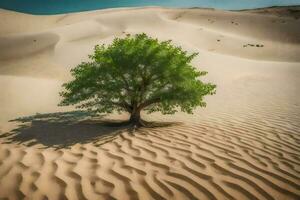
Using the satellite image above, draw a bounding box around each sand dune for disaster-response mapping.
[0,6,299,200]
[0,32,59,60]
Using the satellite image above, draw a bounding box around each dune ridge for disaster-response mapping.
[0,6,299,200]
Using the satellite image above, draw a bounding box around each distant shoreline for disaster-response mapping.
[232,5,300,11]
[0,3,299,15]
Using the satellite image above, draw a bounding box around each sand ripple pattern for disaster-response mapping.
[0,116,299,200]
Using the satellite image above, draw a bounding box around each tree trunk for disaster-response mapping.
[129,110,142,127]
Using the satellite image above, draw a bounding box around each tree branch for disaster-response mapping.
[111,101,132,112]
[137,97,160,111]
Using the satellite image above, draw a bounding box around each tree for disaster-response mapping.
[59,33,216,127]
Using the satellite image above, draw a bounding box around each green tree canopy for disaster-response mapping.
[59,33,216,126]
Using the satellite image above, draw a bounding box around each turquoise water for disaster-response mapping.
[1,0,300,14]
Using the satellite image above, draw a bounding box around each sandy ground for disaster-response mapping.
[0,7,300,200]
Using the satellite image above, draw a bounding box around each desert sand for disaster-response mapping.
[0,6,300,200]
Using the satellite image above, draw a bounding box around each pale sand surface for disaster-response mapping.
[0,7,300,200]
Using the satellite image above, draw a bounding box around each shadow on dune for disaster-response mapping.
[1,111,130,149]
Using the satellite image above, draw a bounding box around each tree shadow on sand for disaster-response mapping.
[1,111,181,149]
[1,111,132,149]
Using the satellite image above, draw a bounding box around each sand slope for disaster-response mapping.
[0,7,300,200]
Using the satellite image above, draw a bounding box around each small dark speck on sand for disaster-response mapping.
[244,44,264,48]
